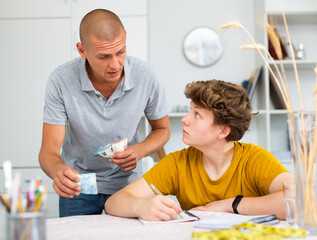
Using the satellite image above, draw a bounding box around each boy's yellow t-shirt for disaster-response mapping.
[143,142,289,210]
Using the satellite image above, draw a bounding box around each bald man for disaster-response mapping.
[39,9,170,217]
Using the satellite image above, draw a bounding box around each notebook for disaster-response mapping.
[138,210,199,224]
[194,212,279,229]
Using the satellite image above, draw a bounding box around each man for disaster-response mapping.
[105,80,294,221]
[39,9,170,217]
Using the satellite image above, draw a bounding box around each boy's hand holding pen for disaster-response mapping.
[149,183,185,220]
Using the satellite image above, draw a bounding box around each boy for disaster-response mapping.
[105,80,293,220]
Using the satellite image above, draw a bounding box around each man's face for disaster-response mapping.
[79,31,127,84]
[181,102,223,148]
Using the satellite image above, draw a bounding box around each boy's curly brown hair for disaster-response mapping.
[184,79,252,141]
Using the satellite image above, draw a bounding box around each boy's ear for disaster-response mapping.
[219,125,231,139]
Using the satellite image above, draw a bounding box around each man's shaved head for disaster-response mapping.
[79,9,125,47]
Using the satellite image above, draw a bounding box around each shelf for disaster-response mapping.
[255,0,317,153]
[265,0,317,16]
[252,109,267,115]
[266,12,317,24]
[268,59,317,69]
[269,109,288,114]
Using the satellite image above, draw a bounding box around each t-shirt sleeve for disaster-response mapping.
[43,72,68,125]
[143,68,169,120]
[143,152,179,196]
[245,146,289,195]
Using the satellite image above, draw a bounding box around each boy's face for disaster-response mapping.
[181,102,223,148]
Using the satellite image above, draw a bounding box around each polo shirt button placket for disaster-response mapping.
[104,102,110,109]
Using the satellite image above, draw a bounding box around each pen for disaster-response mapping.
[35,176,41,191]
[149,183,162,195]
[149,183,183,219]
[27,180,36,211]
[11,171,21,214]
[250,214,279,224]
[3,160,13,199]
[33,184,48,212]
[183,210,200,220]
[0,194,11,212]
[17,199,24,213]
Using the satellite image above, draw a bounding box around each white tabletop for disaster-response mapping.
[46,212,317,240]
[46,214,194,240]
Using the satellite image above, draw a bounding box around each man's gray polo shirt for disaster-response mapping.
[43,56,169,194]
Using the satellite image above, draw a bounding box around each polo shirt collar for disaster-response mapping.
[122,57,134,92]
[79,58,134,93]
[80,59,95,92]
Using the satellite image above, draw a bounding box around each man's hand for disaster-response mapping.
[110,146,138,172]
[138,195,182,221]
[52,165,81,198]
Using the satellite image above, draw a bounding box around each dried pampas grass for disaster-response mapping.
[221,8,317,227]
[240,44,266,51]
[266,23,284,60]
[220,21,243,29]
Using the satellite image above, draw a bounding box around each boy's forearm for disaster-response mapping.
[105,191,143,218]
[237,191,285,219]
[199,191,285,219]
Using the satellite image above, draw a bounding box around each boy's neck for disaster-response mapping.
[201,141,235,181]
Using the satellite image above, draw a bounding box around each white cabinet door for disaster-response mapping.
[0,18,72,167]
[71,0,146,16]
[71,0,148,60]
[0,0,71,18]
[121,16,148,61]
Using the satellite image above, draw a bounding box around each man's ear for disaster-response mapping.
[219,125,231,139]
[76,42,87,59]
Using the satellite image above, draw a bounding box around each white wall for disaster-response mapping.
[0,0,148,219]
[0,0,259,217]
[0,0,259,163]
[148,0,257,153]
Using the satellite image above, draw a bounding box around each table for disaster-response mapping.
[46,214,194,240]
[46,213,317,240]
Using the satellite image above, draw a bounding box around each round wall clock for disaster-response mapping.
[183,26,223,67]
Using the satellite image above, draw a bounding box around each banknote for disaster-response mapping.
[93,138,128,158]
[77,173,98,194]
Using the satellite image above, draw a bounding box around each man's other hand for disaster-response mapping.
[110,146,138,172]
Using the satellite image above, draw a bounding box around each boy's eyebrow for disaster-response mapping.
[192,105,202,110]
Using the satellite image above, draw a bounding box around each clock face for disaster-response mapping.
[183,27,223,67]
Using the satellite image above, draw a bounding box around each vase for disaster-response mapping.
[288,112,317,234]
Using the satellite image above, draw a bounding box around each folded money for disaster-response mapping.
[77,173,98,194]
[93,138,128,158]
